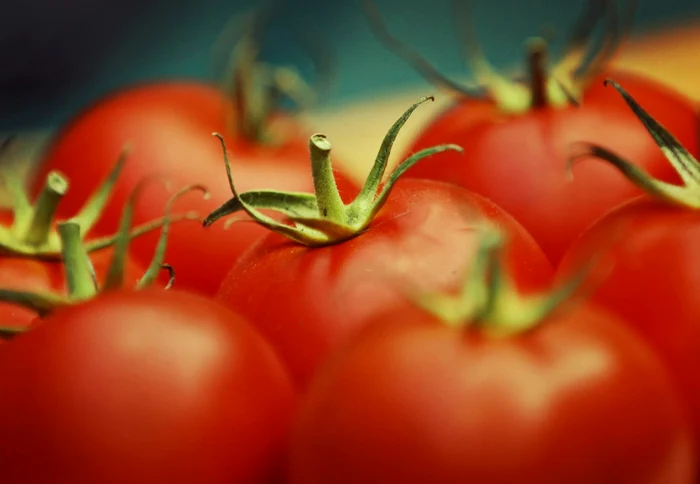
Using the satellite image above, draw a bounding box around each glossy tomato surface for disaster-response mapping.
[557,196,700,456]
[33,82,358,296]
[404,71,700,264]
[0,289,297,483]
[290,303,696,484]
[217,179,554,390]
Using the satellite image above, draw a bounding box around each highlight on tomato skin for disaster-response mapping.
[28,7,359,297]
[363,0,700,265]
[0,289,298,484]
[288,226,696,484]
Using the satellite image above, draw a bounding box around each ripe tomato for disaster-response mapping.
[558,197,700,457]
[0,289,297,483]
[32,81,357,296]
[289,299,696,483]
[217,178,554,390]
[557,77,700,466]
[364,1,700,263]
[404,71,699,264]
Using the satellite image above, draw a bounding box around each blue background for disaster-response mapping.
[2,0,699,131]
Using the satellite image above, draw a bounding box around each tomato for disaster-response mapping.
[216,178,554,390]
[289,301,696,484]
[405,71,699,264]
[0,289,297,483]
[32,81,358,296]
[556,77,700,466]
[363,1,699,263]
[558,197,700,456]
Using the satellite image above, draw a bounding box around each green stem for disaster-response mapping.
[204,97,462,247]
[23,171,68,246]
[309,135,345,220]
[527,38,549,109]
[57,221,98,301]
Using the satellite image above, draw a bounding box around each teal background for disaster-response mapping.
[2,0,699,131]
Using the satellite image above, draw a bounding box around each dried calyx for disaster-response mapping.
[202,96,463,246]
[569,79,700,209]
[214,4,334,144]
[417,222,588,336]
[363,0,632,114]
[0,181,208,339]
[0,139,199,259]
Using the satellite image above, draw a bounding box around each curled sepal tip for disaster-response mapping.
[135,184,209,290]
[203,96,463,247]
[568,79,700,209]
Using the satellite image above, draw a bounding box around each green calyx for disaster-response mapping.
[568,79,700,209]
[417,222,588,337]
[202,96,463,246]
[363,0,627,114]
[0,141,200,259]
[215,5,331,144]
[0,182,209,339]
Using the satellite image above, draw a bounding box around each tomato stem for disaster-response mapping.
[58,221,99,301]
[310,135,345,221]
[21,171,68,247]
[526,38,549,110]
[0,181,209,327]
[218,6,318,145]
[416,221,503,326]
[203,97,464,247]
[415,222,592,336]
[364,0,626,115]
[475,244,580,336]
[0,147,201,259]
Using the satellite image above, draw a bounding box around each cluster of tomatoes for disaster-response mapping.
[2,2,700,483]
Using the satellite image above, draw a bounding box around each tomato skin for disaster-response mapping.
[0,289,297,483]
[289,303,696,484]
[0,214,145,332]
[557,196,700,459]
[216,179,554,390]
[32,82,358,296]
[404,71,700,264]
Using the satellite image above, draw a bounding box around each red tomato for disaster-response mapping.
[403,71,699,264]
[32,82,358,296]
[557,197,700,459]
[216,178,554,390]
[289,302,696,484]
[0,289,296,483]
